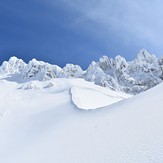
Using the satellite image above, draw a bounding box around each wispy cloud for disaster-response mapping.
[59,0,163,54]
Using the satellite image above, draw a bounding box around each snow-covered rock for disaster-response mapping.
[0,56,26,74]
[21,81,40,90]
[0,49,163,94]
[84,61,120,91]
[22,59,62,81]
[61,64,84,78]
[84,49,163,94]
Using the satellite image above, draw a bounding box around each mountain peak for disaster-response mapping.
[0,56,26,74]
[136,49,157,63]
[8,56,20,63]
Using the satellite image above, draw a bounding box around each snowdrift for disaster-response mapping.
[71,86,128,110]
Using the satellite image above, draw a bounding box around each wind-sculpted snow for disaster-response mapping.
[0,49,163,94]
[71,86,129,110]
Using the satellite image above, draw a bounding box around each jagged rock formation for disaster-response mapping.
[0,49,163,94]
[0,56,26,74]
[61,64,84,78]
[22,59,62,81]
[85,49,163,93]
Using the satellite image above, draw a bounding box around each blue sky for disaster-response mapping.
[0,0,163,69]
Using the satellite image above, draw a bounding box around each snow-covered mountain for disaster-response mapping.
[0,49,163,94]
[85,49,163,94]
[1,49,163,163]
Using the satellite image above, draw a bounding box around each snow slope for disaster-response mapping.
[0,77,163,163]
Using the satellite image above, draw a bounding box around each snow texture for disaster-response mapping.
[0,75,163,163]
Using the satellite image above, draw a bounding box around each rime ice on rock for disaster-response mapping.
[0,49,163,94]
[0,56,26,74]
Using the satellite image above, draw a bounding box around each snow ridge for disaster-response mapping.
[0,49,163,94]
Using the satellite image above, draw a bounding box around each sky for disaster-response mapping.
[0,0,163,69]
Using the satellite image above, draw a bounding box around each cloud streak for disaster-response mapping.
[59,0,163,55]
